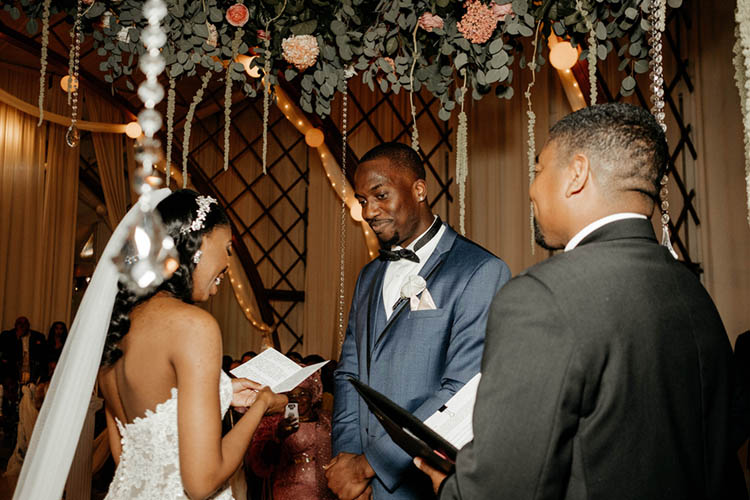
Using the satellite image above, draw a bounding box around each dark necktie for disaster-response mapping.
[378,216,442,263]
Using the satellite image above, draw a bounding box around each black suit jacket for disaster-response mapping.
[0,329,48,383]
[440,218,747,500]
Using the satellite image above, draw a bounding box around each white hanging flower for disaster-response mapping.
[37,0,52,127]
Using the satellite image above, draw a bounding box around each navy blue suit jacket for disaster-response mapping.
[333,224,510,498]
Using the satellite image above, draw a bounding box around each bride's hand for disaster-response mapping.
[256,387,288,415]
[231,378,263,409]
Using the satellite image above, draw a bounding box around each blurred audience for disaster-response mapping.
[46,321,68,363]
[248,371,334,500]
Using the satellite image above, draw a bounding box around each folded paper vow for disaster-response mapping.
[230,348,328,393]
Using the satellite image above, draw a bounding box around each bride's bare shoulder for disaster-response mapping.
[137,295,221,342]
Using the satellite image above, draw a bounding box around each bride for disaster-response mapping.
[13,188,287,500]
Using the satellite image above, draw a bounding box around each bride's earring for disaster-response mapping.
[192,250,202,264]
[214,276,222,286]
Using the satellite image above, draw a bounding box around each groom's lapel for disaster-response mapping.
[371,226,457,353]
[364,260,388,376]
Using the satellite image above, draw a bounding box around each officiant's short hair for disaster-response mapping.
[359,142,426,181]
[547,102,668,202]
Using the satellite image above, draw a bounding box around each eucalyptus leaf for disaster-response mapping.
[209,7,222,22]
[285,68,298,81]
[634,59,650,74]
[621,75,636,92]
[438,107,451,121]
[291,20,317,36]
[454,52,468,69]
[385,37,398,55]
[193,23,209,38]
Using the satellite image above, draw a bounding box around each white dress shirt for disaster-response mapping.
[382,216,446,318]
[564,213,647,252]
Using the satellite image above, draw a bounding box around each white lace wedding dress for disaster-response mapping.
[105,371,235,499]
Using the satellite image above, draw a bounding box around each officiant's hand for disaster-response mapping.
[413,457,447,495]
[231,378,263,410]
[325,452,374,500]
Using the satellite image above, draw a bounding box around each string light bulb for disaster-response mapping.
[548,36,579,71]
[305,128,325,147]
[60,75,78,92]
[125,121,143,138]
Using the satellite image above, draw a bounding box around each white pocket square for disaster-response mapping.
[411,288,437,311]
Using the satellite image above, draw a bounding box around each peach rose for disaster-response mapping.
[491,3,514,21]
[418,12,444,32]
[226,3,250,27]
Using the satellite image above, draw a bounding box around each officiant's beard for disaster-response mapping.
[533,217,557,251]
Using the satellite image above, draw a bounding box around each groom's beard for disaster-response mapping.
[533,217,559,251]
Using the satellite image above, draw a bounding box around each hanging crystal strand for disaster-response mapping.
[576,0,597,105]
[733,11,750,227]
[337,80,350,355]
[66,0,83,148]
[409,23,420,152]
[648,0,678,258]
[456,70,469,236]
[37,0,51,126]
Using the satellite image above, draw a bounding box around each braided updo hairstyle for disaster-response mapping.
[101,189,230,366]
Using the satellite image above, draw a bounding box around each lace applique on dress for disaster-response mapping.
[105,371,235,500]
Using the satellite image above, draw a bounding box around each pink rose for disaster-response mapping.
[491,3,514,21]
[418,12,444,32]
[226,3,250,27]
[257,29,270,41]
[82,0,95,4]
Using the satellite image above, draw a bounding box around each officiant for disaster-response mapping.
[326,142,510,499]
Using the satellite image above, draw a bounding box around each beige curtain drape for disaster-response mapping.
[0,64,79,332]
[87,95,129,228]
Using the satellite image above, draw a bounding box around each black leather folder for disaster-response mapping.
[348,377,457,474]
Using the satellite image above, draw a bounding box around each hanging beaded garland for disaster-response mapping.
[261,0,288,176]
[224,29,244,172]
[526,21,542,255]
[165,76,176,186]
[648,0,678,258]
[409,23,420,152]
[66,0,83,148]
[456,70,469,236]
[37,0,51,127]
[182,71,213,187]
[576,0,598,105]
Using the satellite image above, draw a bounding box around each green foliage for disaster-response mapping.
[13,0,682,119]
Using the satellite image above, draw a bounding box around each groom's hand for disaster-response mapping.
[325,452,374,500]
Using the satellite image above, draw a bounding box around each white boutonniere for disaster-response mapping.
[400,275,437,311]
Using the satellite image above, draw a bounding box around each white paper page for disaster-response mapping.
[423,373,481,450]
[230,348,303,389]
[271,360,328,393]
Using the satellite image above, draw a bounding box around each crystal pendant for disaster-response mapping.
[65,124,80,148]
[112,205,179,295]
[660,221,679,259]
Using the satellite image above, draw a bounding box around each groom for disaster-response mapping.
[326,142,510,499]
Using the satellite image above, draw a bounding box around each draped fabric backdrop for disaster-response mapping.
[0,64,79,332]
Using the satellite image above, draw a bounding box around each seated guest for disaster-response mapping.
[46,321,68,363]
[288,351,303,364]
[248,372,334,500]
[241,351,257,363]
[415,103,748,499]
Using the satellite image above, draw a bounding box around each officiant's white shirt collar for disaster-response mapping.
[564,213,647,252]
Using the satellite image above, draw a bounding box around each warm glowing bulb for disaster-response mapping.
[350,203,363,222]
[60,75,79,92]
[125,121,143,138]
[236,54,261,78]
[305,128,325,147]
[549,40,579,70]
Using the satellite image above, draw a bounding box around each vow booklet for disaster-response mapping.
[348,372,481,474]
[423,373,481,449]
[230,348,328,394]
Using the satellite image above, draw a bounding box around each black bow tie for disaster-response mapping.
[378,248,420,263]
[378,216,442,263]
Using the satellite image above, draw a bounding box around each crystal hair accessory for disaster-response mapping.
[180,195,217,234]
[192,250,203,264]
